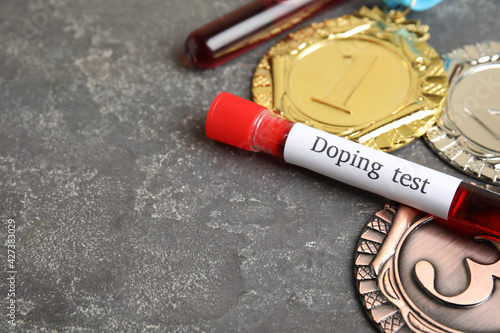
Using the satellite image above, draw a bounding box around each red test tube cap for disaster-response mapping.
[206,92,268,151]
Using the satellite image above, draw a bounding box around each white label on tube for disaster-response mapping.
[283,123,462,219]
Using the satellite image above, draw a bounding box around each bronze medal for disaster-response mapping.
[355,203,500,332]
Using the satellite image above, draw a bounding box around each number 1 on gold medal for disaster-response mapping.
[311,54,377,115]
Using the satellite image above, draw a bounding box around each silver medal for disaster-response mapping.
[425,41,500,185]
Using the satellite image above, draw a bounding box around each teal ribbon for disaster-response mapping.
[383,0,443,11]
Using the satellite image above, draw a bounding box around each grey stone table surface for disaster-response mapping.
[0,0,499,332]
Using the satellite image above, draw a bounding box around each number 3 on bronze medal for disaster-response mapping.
[311,54,377,115]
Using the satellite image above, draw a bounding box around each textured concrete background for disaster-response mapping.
[0,0,499,332]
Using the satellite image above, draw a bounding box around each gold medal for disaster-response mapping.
[425,42,500,185]
[252,7,448,151]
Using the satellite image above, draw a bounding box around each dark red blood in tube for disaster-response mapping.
[184,0,344,69]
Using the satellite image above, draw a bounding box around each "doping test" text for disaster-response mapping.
[310,136,431,193]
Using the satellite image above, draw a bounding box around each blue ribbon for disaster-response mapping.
[383,0,444,11]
